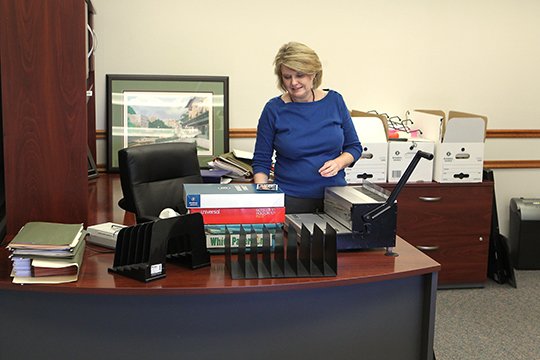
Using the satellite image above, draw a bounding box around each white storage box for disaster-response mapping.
[409,110,487,183]
[387,139,435,183]
[346,111,388,184]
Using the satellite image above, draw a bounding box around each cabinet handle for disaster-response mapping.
[416,245,440,251]
[87,24,96,58]
[418,196,442,202]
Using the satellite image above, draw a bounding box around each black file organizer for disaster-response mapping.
[108,213,210,282]
[225,223,337,279]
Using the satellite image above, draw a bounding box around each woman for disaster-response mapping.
[252,41,362,214]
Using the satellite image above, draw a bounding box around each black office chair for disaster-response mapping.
[118,142,203,223]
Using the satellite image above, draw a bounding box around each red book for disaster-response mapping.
[189,207,286,225]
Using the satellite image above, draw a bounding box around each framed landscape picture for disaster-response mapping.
[106,74,229,171]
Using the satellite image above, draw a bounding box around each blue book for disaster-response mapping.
[183,183,284,209]
[200,169,231,183]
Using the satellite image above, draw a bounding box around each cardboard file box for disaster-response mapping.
[409,110,487,183]
[346,111,388,184]
[387,139,435,183]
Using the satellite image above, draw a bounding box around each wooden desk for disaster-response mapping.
[0,237,439,360]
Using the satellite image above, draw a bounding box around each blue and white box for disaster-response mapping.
[183,183,285,209]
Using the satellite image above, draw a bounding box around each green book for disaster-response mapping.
[8,222,84,250]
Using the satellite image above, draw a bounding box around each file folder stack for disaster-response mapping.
[7,222,86,284]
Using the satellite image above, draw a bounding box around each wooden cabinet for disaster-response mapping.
[0,0,95,237]
[382,181,494,287]
[86,1,97,161]
[0,76,4,241]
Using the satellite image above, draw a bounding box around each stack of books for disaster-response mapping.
[183,183,285,251]
[7,222,86,284]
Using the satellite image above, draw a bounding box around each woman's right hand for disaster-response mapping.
[254,172,269,184]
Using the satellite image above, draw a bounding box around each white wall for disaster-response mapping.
[92,0,540,236]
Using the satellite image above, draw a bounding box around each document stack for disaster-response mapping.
[209,151,253,182]
[7,222,86,284]
[183,183,285,251]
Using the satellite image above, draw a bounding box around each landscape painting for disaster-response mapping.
[119,91,213,154]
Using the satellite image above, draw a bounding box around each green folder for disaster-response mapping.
[8,222,84,250]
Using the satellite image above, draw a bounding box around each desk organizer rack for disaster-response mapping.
[225,223,337,279]
[108,214,210,282]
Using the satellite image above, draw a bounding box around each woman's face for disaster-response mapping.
[280,65,315,102]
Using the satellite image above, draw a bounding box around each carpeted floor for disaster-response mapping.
[434,270,540,360]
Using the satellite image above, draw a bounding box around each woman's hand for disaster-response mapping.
[254,172,269,183]
[319,152,354,177]
[319,159,342,177]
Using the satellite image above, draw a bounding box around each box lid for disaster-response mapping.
[445,111,488,143]
[350,110,388,142]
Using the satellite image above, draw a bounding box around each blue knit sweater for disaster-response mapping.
[252,90,362,199]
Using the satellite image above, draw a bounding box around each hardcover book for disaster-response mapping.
[204,223,280,249]
[189,207,285,224]
[183,183,284,209]
[206,232,275,249]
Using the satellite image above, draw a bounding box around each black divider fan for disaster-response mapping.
[225,223,337,279]
[108,214,210,282]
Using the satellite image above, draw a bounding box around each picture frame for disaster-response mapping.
[106,74,229,172]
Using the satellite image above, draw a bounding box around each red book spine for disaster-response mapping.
[189,207,286,224]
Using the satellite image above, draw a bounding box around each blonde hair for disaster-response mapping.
[273,42,323,92]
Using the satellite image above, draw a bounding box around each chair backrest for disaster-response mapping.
[118,142,203,222]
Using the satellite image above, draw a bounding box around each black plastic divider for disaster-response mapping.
[297,225,311,277]
[247,229,258,278]
[285,228,298,277]
[165,214,211,269]
[273,228,285,277]
[324,224,337,276]
[225,223,337,279]
[224,228,232,271]
[262,228,272,276]
[109,214,210,282]
[311,224,324,276]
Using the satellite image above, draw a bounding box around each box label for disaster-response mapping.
[186,194,201,208]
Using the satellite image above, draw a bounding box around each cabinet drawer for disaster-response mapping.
[391,184,493,236]
[403,233,489,286]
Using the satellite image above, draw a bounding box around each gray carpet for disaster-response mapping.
[434,270,540,360]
